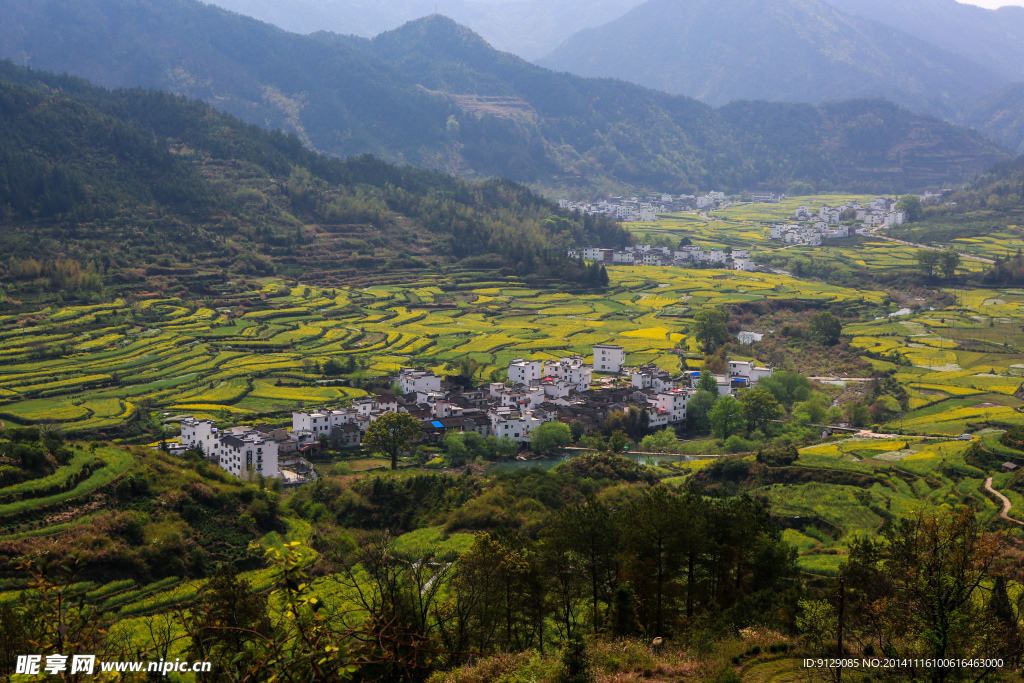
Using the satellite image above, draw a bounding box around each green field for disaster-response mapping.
[1,262,1022,436]
[0,268,892,431]
[762,436,1006,575]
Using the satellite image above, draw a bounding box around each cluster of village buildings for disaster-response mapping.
[176,345,773,481]
[769,197,904,246]
[570,244,757,272]
[557,191,727,222]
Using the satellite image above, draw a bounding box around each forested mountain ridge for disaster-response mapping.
[0,0,1009,194]
[354,16,1010,192]
[0,0,456,165]
[538,0,1007,119]
[0,63,628,298]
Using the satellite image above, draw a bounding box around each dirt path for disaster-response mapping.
[985,477,1024,526]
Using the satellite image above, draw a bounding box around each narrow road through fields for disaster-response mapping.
[984,477,1024,526]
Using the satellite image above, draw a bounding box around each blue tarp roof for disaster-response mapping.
[431,421,444,428]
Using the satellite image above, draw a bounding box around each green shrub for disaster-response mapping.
[557,638,592,683]
[724,436,749,453]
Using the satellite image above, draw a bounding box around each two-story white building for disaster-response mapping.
[656,389,690,423]
[180,417,221,457]
[398,368,442,395]
[488,409,546,444]
[726,359,774,386]
[593,344,626,373]
[508,358,545,385]
[613,250,636,265]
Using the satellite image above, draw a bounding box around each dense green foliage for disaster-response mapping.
[0,433,280,581]
[0,63,630,295]
[363,411,423,470]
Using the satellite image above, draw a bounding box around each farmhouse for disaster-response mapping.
[558,192,706,222]
[508,358,545,385]
[399,368,442,395]
[594,344,626,372]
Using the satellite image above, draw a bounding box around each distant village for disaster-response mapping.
[568,195,927,267]
[558,191,727,222]
[569,245,758,272]
[175,345,773,482]
[768,197,905,246]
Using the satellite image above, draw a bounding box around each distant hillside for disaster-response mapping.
[358,16,1010,192]
[0,0,456,165]
[0,1,1009,193]
[537,0,1006,118]
[205,0,643,60]
[961,83,1024,156]
[885,152,1024,278]
[825,0,1024,81]
[0,63,628,297]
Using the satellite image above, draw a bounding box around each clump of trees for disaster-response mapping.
[363,411,423,470]
[683,369,840,448]
[802,506,1023,676]
[895,194,923,221]
[808,311,842,346]
[693,309,728,354]
[916,249,961,280]
[982,248,1024,285]
[325,487,798,664]
[441,430,519,466]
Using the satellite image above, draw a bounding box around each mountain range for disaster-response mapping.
[203,0,1024,153]
[537,0,1005,118]
[205,0,1024,86]
[206,0,643,61]
[823,0,1024,81]
[0,61,628,288]
[0,0,1008,193]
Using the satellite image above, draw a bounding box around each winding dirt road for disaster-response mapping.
[985,477,1024,526]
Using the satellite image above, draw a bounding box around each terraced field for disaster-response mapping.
[843,295,1024,434]
[757,431,1021,576]
[629,197,1008,282]
[0,269,890,431]
[1,263,1022,436]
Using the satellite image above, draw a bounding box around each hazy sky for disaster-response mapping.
[962,0,1024,7]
